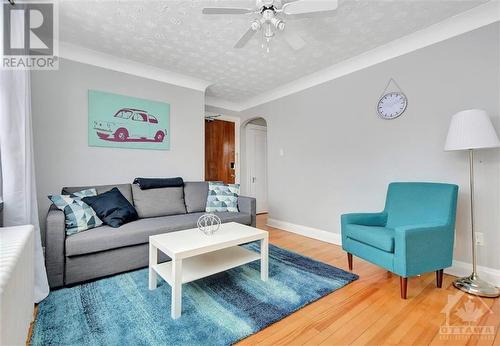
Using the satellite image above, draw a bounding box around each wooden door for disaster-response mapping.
[205,119,235,184]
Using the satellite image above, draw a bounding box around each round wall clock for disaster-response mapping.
[377,91,407,120]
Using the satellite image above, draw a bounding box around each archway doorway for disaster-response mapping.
[243,118,268,214]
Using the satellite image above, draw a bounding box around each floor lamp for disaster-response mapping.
[445,109,500,298]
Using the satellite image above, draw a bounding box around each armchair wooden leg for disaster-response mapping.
[400,277,408,299]
[347,253,353,271]
[436,269,444,288]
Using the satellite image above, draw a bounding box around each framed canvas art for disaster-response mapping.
[88,90,170,150]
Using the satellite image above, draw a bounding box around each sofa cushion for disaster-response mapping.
[48,189,102,235]
[82,188,138,228]
[206,182,240,212]
[184,181,209,213]
[132,184,186,218]
[133,177,183,189]
[62,184,133,205]
[65,212,252,256]
[344,224,395,253]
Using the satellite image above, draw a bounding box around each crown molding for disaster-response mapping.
[58,41,212,92]
[205,1,500,112]
[205,96,242,112]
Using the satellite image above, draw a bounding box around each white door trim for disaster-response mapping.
[204,113,241,184]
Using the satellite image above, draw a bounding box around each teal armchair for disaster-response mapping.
[341,182,458,298]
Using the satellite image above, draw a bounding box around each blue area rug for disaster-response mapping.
[31,243,358,345]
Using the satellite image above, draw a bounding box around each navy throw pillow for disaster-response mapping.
[82,187,138,228]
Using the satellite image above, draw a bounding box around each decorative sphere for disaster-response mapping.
[197,213,221,236]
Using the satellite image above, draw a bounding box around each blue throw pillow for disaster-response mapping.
[82,187,138,228]
[48,189,103,235]
[206,182,240,213]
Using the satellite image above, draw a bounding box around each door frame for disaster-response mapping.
[245,123,268,213]
[204,113,241,184]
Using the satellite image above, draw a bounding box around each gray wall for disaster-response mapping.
[31,59,205,232]
[238,23,500,270]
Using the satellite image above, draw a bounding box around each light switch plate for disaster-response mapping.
[475,232,485,246]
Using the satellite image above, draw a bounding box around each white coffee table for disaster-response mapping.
[148,222,269,319]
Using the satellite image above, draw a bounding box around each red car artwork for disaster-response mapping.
[93,108,167,142]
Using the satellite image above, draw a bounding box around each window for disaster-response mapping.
[149,115,158,124]
[114,110,132,119]
[132,112,147,122]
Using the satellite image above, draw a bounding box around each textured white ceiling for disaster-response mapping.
[59,0,487,102]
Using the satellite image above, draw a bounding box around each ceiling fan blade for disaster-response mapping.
[285,9,337,19]
[202,7,254,15]
[283,30,306,50]
[234,28,257,48]
[282,0,338,16]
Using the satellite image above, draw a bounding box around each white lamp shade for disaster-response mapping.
[445,109,500,151]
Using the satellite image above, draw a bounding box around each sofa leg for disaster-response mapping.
[347,253,353,271]
[400,277,408,299]
[436,269,444,288]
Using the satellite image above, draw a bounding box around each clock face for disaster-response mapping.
[377,92,407,120]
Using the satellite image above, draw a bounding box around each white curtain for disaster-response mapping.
[0,8,49,303]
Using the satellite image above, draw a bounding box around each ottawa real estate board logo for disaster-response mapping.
[439,291,496,341]
[2,0,58,70]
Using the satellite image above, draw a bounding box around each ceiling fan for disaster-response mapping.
[202,0,339,51]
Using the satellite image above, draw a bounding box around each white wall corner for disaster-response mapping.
[216,1,500,112]
[445,260,500,287]
[58,41,212,92]
[267,218,342,245]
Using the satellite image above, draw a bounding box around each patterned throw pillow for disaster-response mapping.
[48,189,103,235]
[206,182,240,213]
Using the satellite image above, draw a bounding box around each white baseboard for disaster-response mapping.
[267,218,341,245]
[445,260,500,287]
[267,218,500,287]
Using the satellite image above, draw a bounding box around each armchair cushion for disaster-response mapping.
[343,224,395,253]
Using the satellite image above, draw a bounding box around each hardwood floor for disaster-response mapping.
[236,214,500,345]
[27,214,499,345]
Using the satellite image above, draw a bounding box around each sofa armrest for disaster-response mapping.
[238,196,256,227]
[45,204,66,288]
[394,223,454,277]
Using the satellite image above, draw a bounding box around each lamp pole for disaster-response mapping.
[468,149,477,278]
[453,148,499,297]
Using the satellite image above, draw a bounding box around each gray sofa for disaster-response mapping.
[45,181,256,288]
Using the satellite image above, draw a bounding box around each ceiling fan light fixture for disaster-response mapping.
[271,17,285,31]
[202,0,339,51]
[264,23,274,38]
[251,20,262,31]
